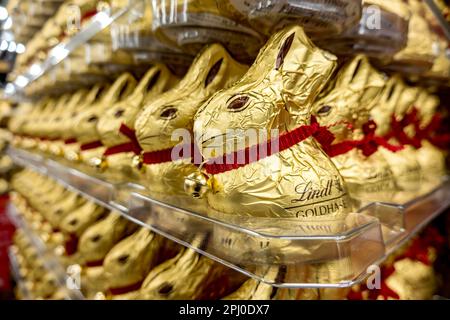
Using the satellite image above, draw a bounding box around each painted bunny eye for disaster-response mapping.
[87,115,98,123]
[160,107,177,120]
[117,254,129,264]
[317,105,332,115]
[91,235,101,242]
[227,96,249,112]
[205,58,223,87]
[158,283,173,295]
[114,109,125,118]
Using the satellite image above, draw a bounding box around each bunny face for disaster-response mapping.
[139,248,232,300]
[192,26,352,220]
[310,56,398,205]
[59,201,106,237]
[135,43,248,152]
[72,73,137,145]
[78,213,136,266]
[312,56,386,141]
[133,44,247,198]
[97,64,178,147]
[194,26,338,159]
[103,228,162,292]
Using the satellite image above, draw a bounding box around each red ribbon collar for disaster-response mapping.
[80,140,103,151]
[321,120,404,158]
[64,138,78,145]
[103,124,143,157]
[203,119,329,175]
[203,117,402,175]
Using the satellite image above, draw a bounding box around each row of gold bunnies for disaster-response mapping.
[10,25,447,219]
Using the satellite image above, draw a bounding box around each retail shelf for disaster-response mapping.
[5,0,141,98]
[7,202,84,300]
[7,146,450,288]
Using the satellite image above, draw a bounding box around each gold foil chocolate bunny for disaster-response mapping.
[379,80,423,202]
[414,90,446,190]
[59,201,107,260]
[134,43,248,205]
[102,228,178,298]
[62,84,110,161]
[311,55,397,205]
[96,64,178,181]
[191,25,351,223]
[70,73,137,166]
[135,245,244,300]
[76,212,136,297]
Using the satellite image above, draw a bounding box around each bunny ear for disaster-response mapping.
[275,32,295,70]
[335,55,368,87]
[103,73,137,104]
[262,26,337,105]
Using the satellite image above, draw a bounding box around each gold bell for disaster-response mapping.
[132,154,145,172]
[66,150,80,162]
[184,171,210,199]
[90,156,107,171]
[49,144,63,157]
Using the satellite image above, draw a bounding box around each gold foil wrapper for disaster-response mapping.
[312,55,396,205]
[193,25,350,221]
[102,229,163,295]
[135,43,248,199]
[138,245,243,300]
[385,258,436,300]
[96,64,178,181]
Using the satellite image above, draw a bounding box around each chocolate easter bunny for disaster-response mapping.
[379,80,422,202]
[190,25,351,223]
[134,43,248,205]
[311,55,397,205]
[20,97,55,149]
[222,266,277,300]
[102,228,179,298]
[70,73,137,166]
[76,212,137,297]
[37,94,73,153]
[95,64,179,181]
[134,245,244,300]
[45,190,87,230]
[45,88,90,157]
[59,201,107,259]
[62,84,110,161]
[414,90,446,190]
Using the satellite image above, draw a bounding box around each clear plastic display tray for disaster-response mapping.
[7,147,450,288]
[7,202,85,300]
